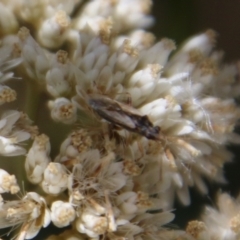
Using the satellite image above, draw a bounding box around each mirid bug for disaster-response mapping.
[87,94,161,140]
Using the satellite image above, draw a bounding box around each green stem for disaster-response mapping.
[17,81,42,191]
[24,81,41,121]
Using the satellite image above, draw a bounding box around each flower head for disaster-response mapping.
[0,0,239,239]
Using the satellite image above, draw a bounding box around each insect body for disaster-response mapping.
[88,95,161,140]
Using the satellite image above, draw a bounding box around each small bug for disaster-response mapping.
[87,94,161,140]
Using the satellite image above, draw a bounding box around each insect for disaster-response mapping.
[87,94,161,140]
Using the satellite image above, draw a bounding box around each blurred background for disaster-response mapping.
[151,0,240,62]
[151,0,240,229]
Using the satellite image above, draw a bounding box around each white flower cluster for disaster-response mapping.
[184,193,240,240]
[0,0,239,239]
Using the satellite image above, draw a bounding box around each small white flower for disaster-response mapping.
[139,38,176,67]
[127,64,162,105]
[17,27,50,82]
[23,192,51,239]
[55,129,93,162]
[115,39,139,74]
[0,110,31,156]
[46,50,74,97]
[76,0,153,32]
[70,150,127,195]
[0,37,22,84]
[0,3,18,35]
[0,85,16,105]
[116,191,153,219]
[48,97,77,124]
[51,201,75,228]
[0,110,21,135]
[186,221,209,240]
[38,10,70,49]
[0,169,19,194]
[46,69,70,97]
[25,134,51,184]
[41,162,68,195]
[76,208,108,238]
[0,192,51,239]
[181,30,216,54]
[200,193,240,240]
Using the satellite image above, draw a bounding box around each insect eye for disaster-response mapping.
[139,126,147,135]
[153,126,160,133]
[140,115,153,126]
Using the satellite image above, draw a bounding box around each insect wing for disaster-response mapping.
[94,106,136,130]
[117,102,143,116]
[87,94,161,140]
[88,96,136,130]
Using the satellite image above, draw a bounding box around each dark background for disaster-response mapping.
[151,0,240,228]
[151,0,240,62]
